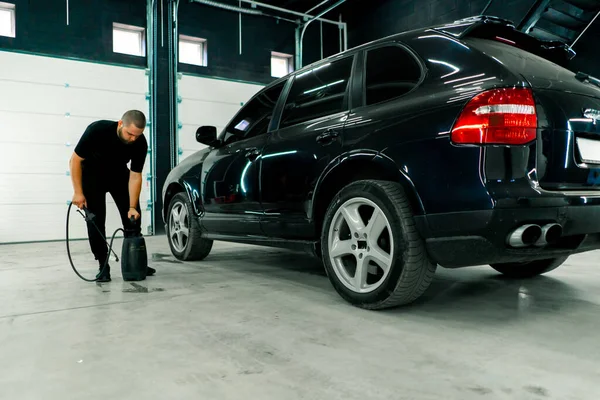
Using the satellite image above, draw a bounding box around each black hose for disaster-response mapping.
[66,202,123,282]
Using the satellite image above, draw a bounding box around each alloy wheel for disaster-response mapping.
[169,201,190,253]
[328,197,394,294]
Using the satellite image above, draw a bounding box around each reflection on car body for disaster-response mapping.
[162,16,600,309]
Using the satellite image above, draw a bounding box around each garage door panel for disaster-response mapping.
[0,142,152,175]
[0,203,130,243]
[0,51,153,243]
[67,89,148,119]
[177,75,264,165]
[0,81,68,115]
[0,112,144,147]
[0,175,71,204]
[0,81,147,122]
[0,51,147,94]
[179,100,240,128]
[178,125,217,151]
[0,143,73,174]
[0,174,151,206]
[179,75,262,104]
[0,112,96,145]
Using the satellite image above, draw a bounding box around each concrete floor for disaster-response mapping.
[1,236,599,400]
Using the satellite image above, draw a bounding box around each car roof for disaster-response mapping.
[261,14,574,92]
[263,15,515,90]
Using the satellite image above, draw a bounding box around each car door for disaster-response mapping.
[200,80,286,236]
[259,54,357,239]
[341,43,426,152]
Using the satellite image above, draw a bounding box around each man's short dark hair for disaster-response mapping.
[122,110,146,129]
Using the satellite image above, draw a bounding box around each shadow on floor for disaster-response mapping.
[206,247,327,277]
[397,271,585,323]
[195,246,592,323]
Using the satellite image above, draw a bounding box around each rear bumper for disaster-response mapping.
[415,204,600,268]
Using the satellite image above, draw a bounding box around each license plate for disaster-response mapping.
[576,137,600,164]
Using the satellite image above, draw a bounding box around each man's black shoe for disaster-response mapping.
[146,266,156,276]
[96,264,111,283]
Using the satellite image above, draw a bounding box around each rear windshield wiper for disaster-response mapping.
[575,71,600,89]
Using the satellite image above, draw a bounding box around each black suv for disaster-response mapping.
[162,16,600,309]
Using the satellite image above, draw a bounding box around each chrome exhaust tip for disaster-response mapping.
[507,224,542,248]
[534,223,563,247]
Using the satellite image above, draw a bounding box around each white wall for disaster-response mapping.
[0,50,152,243]
[177,74,264,163]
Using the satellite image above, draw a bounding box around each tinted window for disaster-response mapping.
[464,37,575,80]
[220,81,285,145]
[365,45,421,105]
[280,56,354,129]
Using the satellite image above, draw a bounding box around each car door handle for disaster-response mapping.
[244,148,261,161]
[316,129,340,145]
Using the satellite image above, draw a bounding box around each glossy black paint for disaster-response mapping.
[162,16,600,268]
[196,126,218,146]
[200,133,267,236]
[260,110,349,239]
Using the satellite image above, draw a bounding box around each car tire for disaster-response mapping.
[490,257,568,278]
[321,180,437,310]
[166,192,213,261]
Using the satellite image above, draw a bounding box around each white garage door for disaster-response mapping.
[177,74,264,163]
[0,50,153,244]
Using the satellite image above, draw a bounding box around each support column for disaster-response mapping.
[148,0,178,235]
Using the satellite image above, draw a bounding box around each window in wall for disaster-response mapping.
[113,23,145,57]
[280,56,354,129]
[271,52,293,78]
[365,45,422,105]
[220,81,286,146]
[179,35,207,66]
[0,2,15,38]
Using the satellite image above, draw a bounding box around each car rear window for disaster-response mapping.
[463,37,577,83]
[459,23,574,67]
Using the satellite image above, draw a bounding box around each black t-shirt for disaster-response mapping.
[75,120,148,173]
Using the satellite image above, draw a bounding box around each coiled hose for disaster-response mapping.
[66,202,123,282]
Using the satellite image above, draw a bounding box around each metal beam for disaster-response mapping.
[191,0,261,15]
[189,0,298,24]
[517,0,551,33]
[571,10,600,48]
[237,0,344,26]
[343,21,348,51]
[306,0,331,15]
[296,0,348,68]
[480,0,494,15]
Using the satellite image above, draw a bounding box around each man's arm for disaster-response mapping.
[128,137,147,220]
[70,122,97,209]
[69,152,87,209]
[128,171,143,209]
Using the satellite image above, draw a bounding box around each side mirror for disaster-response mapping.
[196,126,219,146]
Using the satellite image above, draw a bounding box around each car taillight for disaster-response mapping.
[451,87,537,145]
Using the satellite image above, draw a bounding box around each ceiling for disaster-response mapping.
[258,0,334,12]
[217,0,356,20]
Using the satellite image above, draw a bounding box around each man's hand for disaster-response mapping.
[72,192,87,209]
[128,208,140,221]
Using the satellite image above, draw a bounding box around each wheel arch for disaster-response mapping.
[310,150,425,235]
[162,179,200,223]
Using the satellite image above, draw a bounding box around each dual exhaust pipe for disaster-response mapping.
[507,223,563,248]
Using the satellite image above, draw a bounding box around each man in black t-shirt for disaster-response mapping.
[69,110,156,282]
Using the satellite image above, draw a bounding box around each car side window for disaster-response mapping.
[220,81,286,146]
[279,56,354,129]
[365,45,422,105]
